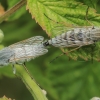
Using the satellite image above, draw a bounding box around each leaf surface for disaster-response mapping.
[27,0,100,61]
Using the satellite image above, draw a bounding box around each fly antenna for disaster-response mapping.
[91,43,96,63]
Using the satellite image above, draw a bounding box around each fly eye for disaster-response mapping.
[43,41,49,46]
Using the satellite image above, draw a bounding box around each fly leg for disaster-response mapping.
[66,46,82,54]
[22,62,41,87]
[50,46,81,63]
[50,51,66,63]
[12,64,16,74]
[22,62,39,84]
[12,64,22,80]
[22,62,34,80]
[91,43,96,63]
[85,6,94,27]
[23,63,46,93]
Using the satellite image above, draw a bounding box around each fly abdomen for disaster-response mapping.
[46,27,100,48]
[43,27,100,48]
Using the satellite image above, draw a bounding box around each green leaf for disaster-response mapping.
[27,0,100,61]
[27,0,100,35]
[75,0,99,9]
[96,0,100,13]
[44,51,100,100]
[1,3,100,100]
[0,2,100,100]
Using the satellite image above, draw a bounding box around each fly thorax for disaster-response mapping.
[51,38,58,44]
[61,33,67,40]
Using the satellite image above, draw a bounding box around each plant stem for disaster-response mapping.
[15,65,48,100]
[0,0,27,23]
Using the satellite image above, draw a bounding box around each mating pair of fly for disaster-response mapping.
[1,10,100,73]
[1,25,100,68]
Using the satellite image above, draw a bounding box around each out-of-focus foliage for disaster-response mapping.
[75,0,99,9]
[0,95,14,100]
[0,3,5,16]
[0,29,4,43]
[91,97,100,100]
[0,0,100,100]
[75,0,100,13]
[7,0,26,21]
[27,0,100,35]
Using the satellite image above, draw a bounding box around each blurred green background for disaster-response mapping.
[0,0,100,100]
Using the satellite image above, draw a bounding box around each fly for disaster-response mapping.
[43,27,100,48]
[0,36,48,73]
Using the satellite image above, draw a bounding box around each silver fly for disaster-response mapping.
[43,27,100,48]
[43,26,100,63]
[0,36,48,68]
[44,13,100,48]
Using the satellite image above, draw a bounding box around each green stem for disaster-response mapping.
[15,65,48,100]
[0,0,27,23]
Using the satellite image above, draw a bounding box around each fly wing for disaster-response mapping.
[49,26,95,47]
[51,26,72,37]
[9,36,44,48]
[7,36,48,64]
[9,43,48,64]
[51,23,93,37]
[0,47,14,66]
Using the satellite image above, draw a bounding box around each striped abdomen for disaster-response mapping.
[46,27,100,47]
